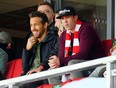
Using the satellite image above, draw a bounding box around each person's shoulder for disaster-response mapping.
[0,48,8,58]
[47,31,58,36]
[80,22,95,32]
[81,22,93,28]
[60,30,66,37]
[0,48,6,54]
[48,22,58,34]
[44,32,58,42]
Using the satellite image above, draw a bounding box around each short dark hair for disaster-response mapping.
[29,11,49,24]
[38,1,54,12]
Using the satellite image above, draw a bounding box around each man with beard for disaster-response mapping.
[21,11,59,88]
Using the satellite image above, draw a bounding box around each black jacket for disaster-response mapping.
[22,32,59,75]
[48,22,58,34]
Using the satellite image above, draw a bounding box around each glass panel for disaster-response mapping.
[62,0,107,40]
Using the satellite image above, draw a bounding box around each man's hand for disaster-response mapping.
[26,66,43,75]
[48,55,60,68]
[26,36,37,50]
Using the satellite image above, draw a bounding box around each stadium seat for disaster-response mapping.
[102,39,116,56]
[5,59,22,79]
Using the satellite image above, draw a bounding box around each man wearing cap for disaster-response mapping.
[0,31,13,78]
[0,31,12,44]
[0,31,14,61]
[0,48,8,79]
[48,6,106,84]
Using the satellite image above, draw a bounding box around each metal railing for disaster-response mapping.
[0,55,116,88]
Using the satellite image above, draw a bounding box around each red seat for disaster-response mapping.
[102,39,116,56]
[5,59,22,79]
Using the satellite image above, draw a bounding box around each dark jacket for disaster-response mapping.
[22,32,59,75]
[59,22,106,65]
[48,22,58,34]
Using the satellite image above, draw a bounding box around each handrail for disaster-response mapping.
[0,55,116,88]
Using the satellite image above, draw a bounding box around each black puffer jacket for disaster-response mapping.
[22,32,59,75]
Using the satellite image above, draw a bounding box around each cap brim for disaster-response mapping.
[56,13,73,19]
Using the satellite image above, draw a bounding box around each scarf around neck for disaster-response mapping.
[64,20,82,57]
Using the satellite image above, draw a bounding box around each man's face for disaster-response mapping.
[61,15,77,31]
[30,17,46,38]
[37,5,54,24]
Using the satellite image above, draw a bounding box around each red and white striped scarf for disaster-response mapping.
[64,20,82,57]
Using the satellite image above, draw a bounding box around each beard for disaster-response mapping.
[32,29,45,38]
[33,31,40,38]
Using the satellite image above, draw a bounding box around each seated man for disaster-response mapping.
[0,31,12,79]
[0,31,14,61]
[21,11,59,88]
[48,6,106,84]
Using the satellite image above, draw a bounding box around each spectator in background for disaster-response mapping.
[78,9,95,28]
[0,48,8,80]
[0,31,14,62]
[21,11,59,88]
[48,6,106,84]
[55,10,65,36]
[0,31,13,79]
[37,1,58,34]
